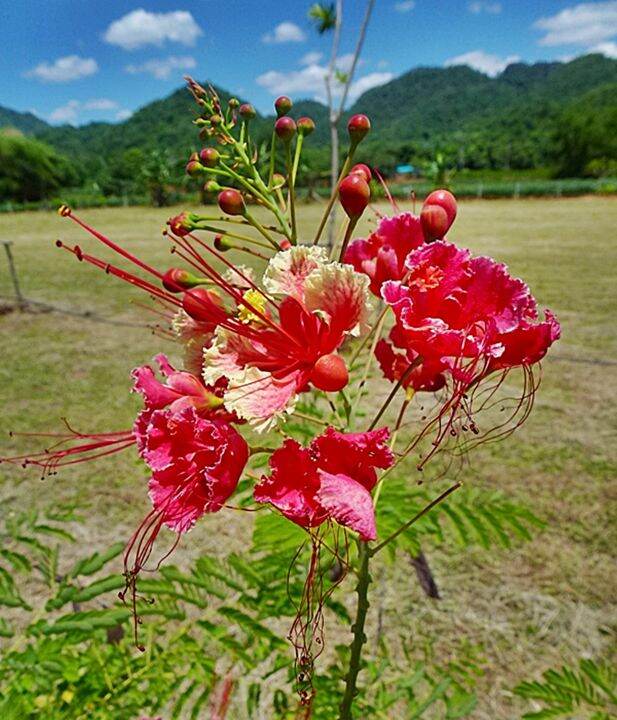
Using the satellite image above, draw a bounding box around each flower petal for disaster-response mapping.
[263,245,328,300]
[316,471,377,541]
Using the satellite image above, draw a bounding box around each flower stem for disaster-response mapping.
[312,147,356,246]
[339,540,371,720]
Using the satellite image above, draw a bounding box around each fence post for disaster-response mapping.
[2,241,27,309]
[514,182,521,199]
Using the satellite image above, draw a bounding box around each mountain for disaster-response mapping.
[1,54,616,175]
[0,106,50,135]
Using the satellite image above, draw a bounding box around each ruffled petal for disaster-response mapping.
[304,262,371,337]
[263,246,328,300]
[316,471,377,541]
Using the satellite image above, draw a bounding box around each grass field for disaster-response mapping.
[1,197,616,718]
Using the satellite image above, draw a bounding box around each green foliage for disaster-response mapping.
[0,131,78,202]
[514,659,617,719]
[308,3,337,34]
[376,475,544,557]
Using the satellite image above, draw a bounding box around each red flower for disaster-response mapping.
[204,246,371,430]
[344,212,425,296]
[381,241,560,380]
[141,407,248,532]
[254,427,394,541]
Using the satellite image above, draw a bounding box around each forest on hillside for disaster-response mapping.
[1,54,616,206]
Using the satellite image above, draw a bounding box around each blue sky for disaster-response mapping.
[2,1,616,125]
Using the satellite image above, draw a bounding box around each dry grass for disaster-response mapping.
[1,197,616,718]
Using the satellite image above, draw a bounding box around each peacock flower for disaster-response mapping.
[254,427,394,541]
[344,212,426,296]
[202,246,371,431]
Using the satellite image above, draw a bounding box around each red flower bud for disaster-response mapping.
[347,114,371,144]
[239,103,256,120]
[213,234,234,252]
[279,239,292,251]
[350,163,372,183]
[168,213,192,237]
[310,353,349,392]
[423,189,457,226]
[228,97,240,109]
[199,147,219,168]
[274,116,296,143]
[274,95,293,117]
[162,268,199,293]
[339,174,370,218]
[218,189,246,216]
[420,204,449,241]
[297,116,315,136]
[185,160,203,177]
[182,288,227,324]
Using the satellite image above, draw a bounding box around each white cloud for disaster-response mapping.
[103,9,203,50]
[468,1,502,14]
[300,51,323,66]
[444,49,520,77]
[534,2,617,47]
[49,98,129,125]
[125,55,196,80]
[256,57,392,104]
[116,109,133,121]
[394,1,415,12]
[25,55,98,83]
[348,72,394,100]
[589,40,617,57]
[377,59,390,69]
[262,21,306,44]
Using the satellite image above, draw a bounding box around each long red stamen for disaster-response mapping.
[59,206,164,281]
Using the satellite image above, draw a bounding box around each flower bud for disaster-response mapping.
[185,159,203,177]
[279,239,292,251]
[271,173,286,189]
[210,114,223,127]
[420,204,449,242]
[350,163,372,183]
[168,213,192,237]
[297,116,315,136]
[274,95,293,117]
[274,116,296,143]
[199,147,219,168]
[213,234,234,252]
[338,174,370,219]
[423,189,457,226]
[228,97,240,109]
[218,189,246,216]
[162,268,201,293]
[239,103,256,120]
[310,353,349,392]
[182,288,227,324]
[347,114,371,144]
[204,180,222,194]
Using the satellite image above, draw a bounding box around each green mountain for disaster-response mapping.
[1,54,616,186]
[0,106,50,135]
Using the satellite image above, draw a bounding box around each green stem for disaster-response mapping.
[286,143,297,243]
[268,128,277,187]
[339,541,371,720]
[366,356,422,431]
[337,216,359,262]
[244,212,281,249]
[370,482,462,556]
[292,134,304,185]
[312,146,357,246]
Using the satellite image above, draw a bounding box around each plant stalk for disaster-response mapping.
[339,540,371,720]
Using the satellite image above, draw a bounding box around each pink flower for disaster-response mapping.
[344,212,425,296]
[141,407,248,532]
[254,427,394,541]
[380,241,560,383]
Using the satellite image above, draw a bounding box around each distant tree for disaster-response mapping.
[0,130,77,203]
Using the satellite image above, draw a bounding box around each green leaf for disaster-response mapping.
[69,542,125,577]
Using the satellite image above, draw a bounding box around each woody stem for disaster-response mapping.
[339,540,371,720]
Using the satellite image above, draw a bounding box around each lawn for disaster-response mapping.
[1,197,616,718]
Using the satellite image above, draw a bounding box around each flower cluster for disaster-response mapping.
[3,83,559,681]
